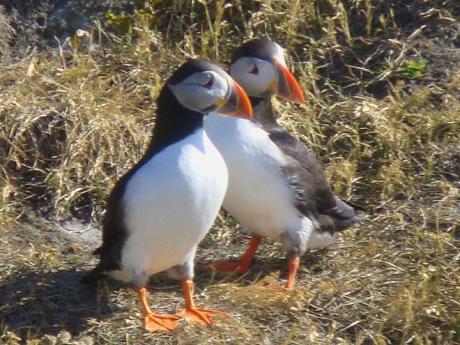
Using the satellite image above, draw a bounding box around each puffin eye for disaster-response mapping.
[202,73,214,89]
[249,64,259,75]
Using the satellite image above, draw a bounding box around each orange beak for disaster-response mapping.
[217,79,253,119]
[274,59,305,103]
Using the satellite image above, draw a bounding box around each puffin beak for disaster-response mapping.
[216,79,253,120]
[274,59,305,103]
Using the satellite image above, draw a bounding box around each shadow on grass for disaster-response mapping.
[0,269,111,339]
[0,250,328,339]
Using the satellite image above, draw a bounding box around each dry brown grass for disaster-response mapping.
[1,0,459,344]
[0,6,14,61]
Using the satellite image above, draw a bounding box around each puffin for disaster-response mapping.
[84,59,253,332]
[203,39,360,289]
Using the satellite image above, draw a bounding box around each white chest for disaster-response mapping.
[119,130,228,277]
[205,114,299,240]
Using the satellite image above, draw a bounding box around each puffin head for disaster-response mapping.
[229,39,304,103]
[168,59,253,119]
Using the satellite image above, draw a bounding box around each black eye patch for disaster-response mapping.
[249,64,259,75]
[202,73,214,89]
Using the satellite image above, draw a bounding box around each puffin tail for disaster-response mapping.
[334,214,363,231]
[324,196,369,232]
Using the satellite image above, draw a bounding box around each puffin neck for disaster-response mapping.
[143,86,204,158]
[250,96,277,128]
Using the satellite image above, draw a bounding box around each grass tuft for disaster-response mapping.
[0,6,14,62]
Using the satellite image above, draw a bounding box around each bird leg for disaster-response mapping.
[137,287,180,332]
[263,254,300,291]
[285,254,300,289]
[201,234,261,274]
[176,279,229,326]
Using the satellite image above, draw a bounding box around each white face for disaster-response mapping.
[168,71,229,113]
[230,57,275,97]
[229,42,287,97]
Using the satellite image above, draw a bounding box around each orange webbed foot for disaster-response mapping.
[176,307,229,326]
[137,287,180,332]
[178,279,230,326]
[144,313,180,332]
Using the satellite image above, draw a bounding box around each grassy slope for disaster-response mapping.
[1,1,459,344]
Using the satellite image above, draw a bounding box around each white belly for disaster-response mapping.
[205,114,300,242]
[118,130,228,279]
